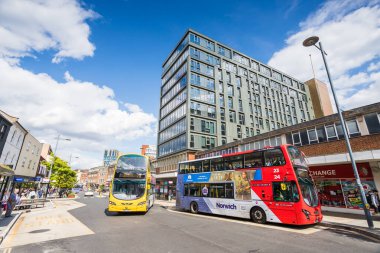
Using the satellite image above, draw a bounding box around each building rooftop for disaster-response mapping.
[196,102,380,156]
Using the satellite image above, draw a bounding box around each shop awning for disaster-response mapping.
[0,163,15,176]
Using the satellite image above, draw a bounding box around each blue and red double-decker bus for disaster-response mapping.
[176,145,322,225]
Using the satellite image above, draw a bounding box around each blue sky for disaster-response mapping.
[20,0,321,115]
[0,0,379,168]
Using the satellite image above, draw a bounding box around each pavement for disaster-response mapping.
[1,196,379,252]
[0,212,22,244]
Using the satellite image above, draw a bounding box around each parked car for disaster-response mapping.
[84,191,94,197]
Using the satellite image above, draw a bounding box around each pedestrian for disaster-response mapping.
[37,188,43,199]
[369,190,380,214]
[29,188,36,199]
[168,189,173,201]
[5,190,17,217]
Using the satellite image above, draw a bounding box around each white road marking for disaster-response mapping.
[167,208,323,235]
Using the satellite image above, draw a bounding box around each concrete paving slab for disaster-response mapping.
[0,200,94,249]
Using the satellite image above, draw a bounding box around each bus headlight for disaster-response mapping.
[302,209,311,220]
[137,201,146,206]
[109,201,116,205]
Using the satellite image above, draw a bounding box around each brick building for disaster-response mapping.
[196,102,380,214]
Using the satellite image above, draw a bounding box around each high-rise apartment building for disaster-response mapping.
[156,29,317,181]
[103,149,120,166]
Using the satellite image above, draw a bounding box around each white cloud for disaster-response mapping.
[0,59,157,168]
[0,0,97,64]
[0,0,157,169]
[268,0,380,109]
[368,61,380,72]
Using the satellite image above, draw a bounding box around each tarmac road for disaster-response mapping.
[2,195,379,253]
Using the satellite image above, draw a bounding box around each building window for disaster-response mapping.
[227,85,234,96]
[238,100,243,112]
[219,82,223,93]
[238,113,245,125]
[307,129,318,144]
[21,157,26,167]
[316,126,326,142]
[229,111,236,123]
[221,123,226,136]
[292,132,301,146]
[221,108,225,121]
[346,119,360,137]
[325,125,337,140]
[219,95,225,107]
[10,130,16,143]
[300,131,309,145]
[190,118,194,130]
[236,77,241,87]
[365,113,380,134]
[228,97,233,109]
[335,124,345,139]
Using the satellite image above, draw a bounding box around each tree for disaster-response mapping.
[51,167,77,189]
[42,153,77,189]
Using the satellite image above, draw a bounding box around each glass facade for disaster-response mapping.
[160,89,187,118]
[158,134,186,156]
[158,30,315,157]
[160,103,186,130]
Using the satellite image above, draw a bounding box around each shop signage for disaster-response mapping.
[309,163,372,179]
[42,178,50,183]
[14,177,24,182]
[168,181,173,184]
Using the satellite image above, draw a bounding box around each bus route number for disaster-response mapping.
[273,168,281,180]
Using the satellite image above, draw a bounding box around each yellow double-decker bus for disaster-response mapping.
[107,154,155,214]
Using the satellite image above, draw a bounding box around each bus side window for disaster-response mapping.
[189,163,196,173]
[264,149,285,167]
[184,184,188,196]
[202,160,210,172]
[194,161,202,173]
[181,163,189,174]
[211,158,223,171]
[244,152,263,168]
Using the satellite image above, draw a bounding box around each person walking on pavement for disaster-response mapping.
[5,190,17,217]
[369,190,380,214]
[168,189,173,201]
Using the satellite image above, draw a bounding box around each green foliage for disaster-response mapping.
[51,167,77,189]
[45,152,77,189]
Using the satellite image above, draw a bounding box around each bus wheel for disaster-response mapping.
[105,208,117,216]
[250,207,266,224]
[190,201,198,214]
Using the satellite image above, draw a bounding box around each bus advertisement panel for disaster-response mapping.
[176,145,322,225]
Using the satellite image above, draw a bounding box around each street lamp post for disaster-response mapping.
[45,134,71,197]
[69,154,80,166]
[303,36,374,229]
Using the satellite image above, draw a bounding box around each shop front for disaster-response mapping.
[309,163,377,213]
[0,163,15,204]
[155,172,177,200]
